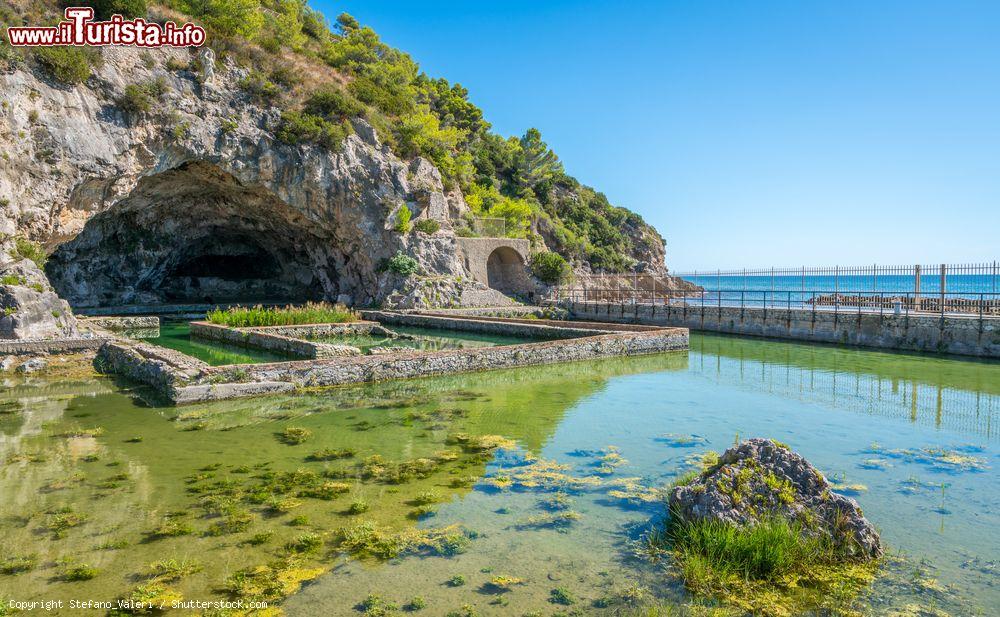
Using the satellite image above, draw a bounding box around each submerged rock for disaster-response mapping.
[15,357,48,374]
[669,438,883,560]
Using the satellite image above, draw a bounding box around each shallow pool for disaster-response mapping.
[310,324,555,353]
[132,319,292,365]
[1,333,996,615]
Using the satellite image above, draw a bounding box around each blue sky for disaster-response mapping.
[316,0,999,270]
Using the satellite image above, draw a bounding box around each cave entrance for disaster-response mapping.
[46,161,343,308]
[158,233,308,304]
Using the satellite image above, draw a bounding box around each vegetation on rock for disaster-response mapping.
[529,252,572,285]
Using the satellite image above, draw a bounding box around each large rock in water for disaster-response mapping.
[669,438,882,560]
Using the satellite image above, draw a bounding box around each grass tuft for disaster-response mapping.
[206,302,358,328]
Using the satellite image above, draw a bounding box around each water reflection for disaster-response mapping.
[689,333,999,440]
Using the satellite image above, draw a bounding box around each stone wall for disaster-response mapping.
[84,316,161,330]
[190,327,688,400]
[98,314,689,404]
[361,310,616,339]
[564,301,1000,358]
[0,337,108,355]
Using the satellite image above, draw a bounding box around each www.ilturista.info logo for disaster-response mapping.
[5,7,205,47]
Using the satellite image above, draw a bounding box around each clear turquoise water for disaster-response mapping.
[1,333,997,615]
[136,319,292,365]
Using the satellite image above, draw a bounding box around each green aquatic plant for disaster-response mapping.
[278,426,313,445]
[45,510,87,538]
[116,583,183,614]
[285,532,324,555]
[411,490,442,506]
[486,575,525,591]
[61,563,99,581]
[206,302,359,327]
[335,520,472,559]
[146,559,202,582]
[206,510,254,536]
[243,531,274,546]
[549,587,576,605]
[300,480,351,500]
[224,559,324,604]
[360,593,399,616]
[144,519,194,541]
[306,447,356,461]
[0,554,37,575]
[653,511,879,616]
[516,510,582,530]
[348,499,370,515]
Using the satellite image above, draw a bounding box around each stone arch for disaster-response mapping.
[486,246,526,293]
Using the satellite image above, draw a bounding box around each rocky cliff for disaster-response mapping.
[0,6,685,340]
[0,46,509,337]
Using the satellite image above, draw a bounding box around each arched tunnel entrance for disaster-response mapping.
[46,161,346,308]
[486,246,527,294]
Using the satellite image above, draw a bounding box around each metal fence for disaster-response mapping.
[552,262,1000,318]
[472,217,506,237]
[671,262,1000,297]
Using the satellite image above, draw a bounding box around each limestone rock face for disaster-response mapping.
[0,259,78,339]
[669,438,883,560]
[0,46,470,310]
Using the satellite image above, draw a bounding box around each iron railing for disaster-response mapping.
[471,217,506,237]
[670,262,1000,297]
[555,287,1000,320]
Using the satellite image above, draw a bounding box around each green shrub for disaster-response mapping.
[393,205,412,233]
[10,236,47,268]
[239,71,280,105]
[118,85,152,114]
[165,57,190,72]
[206,302,359,328]
[276,111,349,148]
[529,252,571,285]
[34,46,97,85]
[117,78,167,115]
[413,219,440,234]
[77,0,147,20]
[0,274,26,286]
[304,87,365,120]
[385,251,419,276]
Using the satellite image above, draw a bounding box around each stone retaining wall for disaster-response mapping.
[84,316,161,330]
[0,336,109,355]
[189,322,374,359]
[360,310,616,340]
[98,314,689,405]
[564,301,1000,358]
[187,327,688,401]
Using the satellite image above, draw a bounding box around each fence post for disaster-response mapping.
[940,264,946,317]
[914,264,921,311]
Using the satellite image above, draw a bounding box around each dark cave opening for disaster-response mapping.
[157,233,324,304]
[46,161,345,308]
[170,252,280,281]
